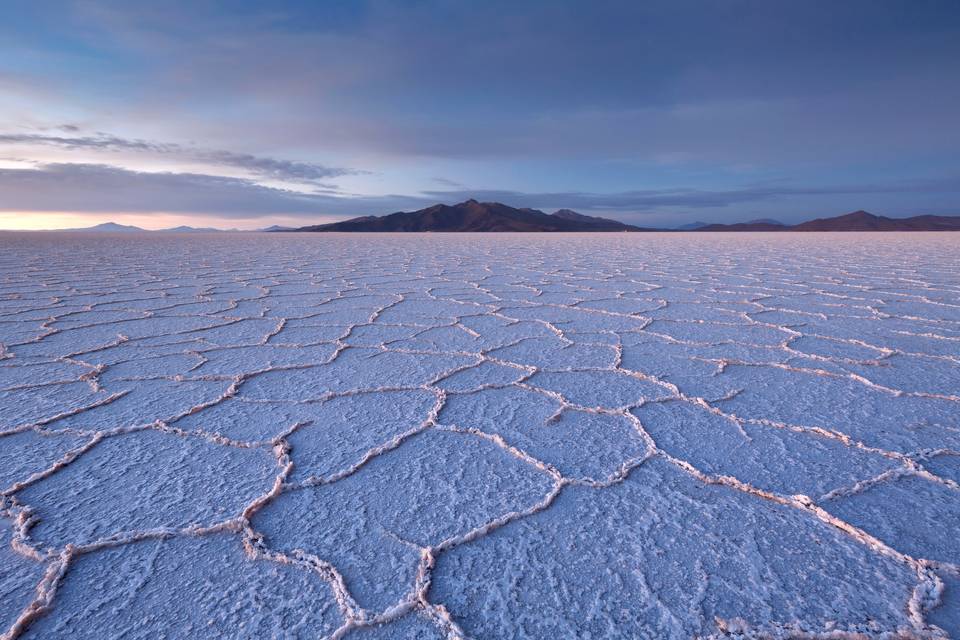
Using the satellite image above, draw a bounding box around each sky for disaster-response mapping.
[1,0,959,230]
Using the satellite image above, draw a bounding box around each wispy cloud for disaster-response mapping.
[0,163,418,218]
[432,177,466,188]
[0,132,361,186]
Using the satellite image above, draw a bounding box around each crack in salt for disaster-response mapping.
[1,235,958,639]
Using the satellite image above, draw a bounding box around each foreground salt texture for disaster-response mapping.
[0,232,958,639]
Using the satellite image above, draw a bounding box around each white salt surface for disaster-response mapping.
[0,231,958,639]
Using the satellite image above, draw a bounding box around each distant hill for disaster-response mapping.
[697,221,788,232]
[52,222,231,233]
[66,222,146,232]
[674,221,709,230]
[674,218,785,231]
[160,225,230,233]
[291,199,651,232]
[698,210,960,232]
[790,210,960,231]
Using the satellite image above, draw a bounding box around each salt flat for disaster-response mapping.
[0,231,958,639]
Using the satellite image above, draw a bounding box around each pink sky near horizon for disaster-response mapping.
[0,212,340,231]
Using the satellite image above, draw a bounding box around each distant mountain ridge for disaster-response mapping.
[288,201,960,232]
[697,220,788,232]
[52,223,234,233]
[699,210,960,232]
[67,222,145,232]
[675,219,782,231]
[18,205,960,233]
[696,218,785,231]
[293,199,650,232]
[791,210,960,231]
[674,221,709,230]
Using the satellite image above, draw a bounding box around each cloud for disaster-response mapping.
[5,2,957,166]
[0,132,361,186]
[432,177,466,188]
[0,163,420,218]
[1,162,958,222]
[2,1,959,225]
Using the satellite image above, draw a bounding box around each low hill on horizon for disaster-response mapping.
[66,222,146,232]
[699,210,960,232]
[791,210,960,231]
[24,222,236,233]
[697,220,789,232]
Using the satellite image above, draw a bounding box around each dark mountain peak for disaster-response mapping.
[791,210,886,231]
[291,202,960,234]
[293,200,648,232]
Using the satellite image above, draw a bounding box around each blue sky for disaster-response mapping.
[1,0,959,229]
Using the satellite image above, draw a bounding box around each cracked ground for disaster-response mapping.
[1,231,958,639]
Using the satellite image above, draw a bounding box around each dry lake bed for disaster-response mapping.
[1,232,958,639]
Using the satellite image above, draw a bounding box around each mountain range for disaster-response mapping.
[789,210,960,232]
[679,218,784,231]
[294,199,646,232]
[288,201,960,232]
[16,203,960,233]
[56,222,237,233]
